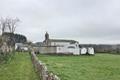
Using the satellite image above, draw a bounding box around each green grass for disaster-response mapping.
[37,54,120,80]
[0,52,39,80]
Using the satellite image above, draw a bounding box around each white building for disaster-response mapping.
[15,43,29,51]
[33,32,95,55]
[41,32,80,55]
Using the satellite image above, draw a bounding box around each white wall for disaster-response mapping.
[67,44,80,55]
[56,46,68,54]
[56,43,80,55]
[51,42,70,46]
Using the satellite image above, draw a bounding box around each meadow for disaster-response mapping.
[37,54,120,80]
[0,52,39,80]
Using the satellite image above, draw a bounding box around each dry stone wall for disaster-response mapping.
[31,51,60,80]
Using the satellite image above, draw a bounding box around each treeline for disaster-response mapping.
[0,32,27,63]
[79,44,120,54]
[0,17,27,63]
[2,32,27,46]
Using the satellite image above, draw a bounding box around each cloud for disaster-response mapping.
[0,0,120,44]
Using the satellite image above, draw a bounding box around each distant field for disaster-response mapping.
[37,54,120,80]
[0,52,39,80]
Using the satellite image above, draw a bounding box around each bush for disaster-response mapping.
[0,51,15,63]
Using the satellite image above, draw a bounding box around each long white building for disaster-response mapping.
[40,32,80,55]
[33,32,94,55]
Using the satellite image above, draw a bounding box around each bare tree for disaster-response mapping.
[6,17,20,33]
[0,17,20,34]
[0,17,6,34]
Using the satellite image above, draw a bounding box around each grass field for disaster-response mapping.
[37,54,120,80]
[0,52,39,80]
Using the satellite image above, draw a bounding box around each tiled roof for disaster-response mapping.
[48,39,78,43]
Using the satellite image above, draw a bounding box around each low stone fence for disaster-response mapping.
[31,51,60,80]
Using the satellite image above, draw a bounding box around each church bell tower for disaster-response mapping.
[45,32,49,40]
[44,32,49,46]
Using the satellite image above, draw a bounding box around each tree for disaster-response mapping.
[2,33,27,46]
[0,17,20,34]
[6,17,20,33]
[0,17,6,34]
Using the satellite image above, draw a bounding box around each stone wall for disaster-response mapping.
[31,51,60,80]
[33,46,57,54]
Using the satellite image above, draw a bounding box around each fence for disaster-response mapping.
[31,51,60,80]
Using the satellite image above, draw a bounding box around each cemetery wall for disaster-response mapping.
[33,46,57,54]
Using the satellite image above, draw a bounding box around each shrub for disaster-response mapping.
[0,51,15,63]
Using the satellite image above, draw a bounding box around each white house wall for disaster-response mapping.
[51,42,70,46]
[56,43,80,55]
[67,44,80,55]
[56,46,68,54]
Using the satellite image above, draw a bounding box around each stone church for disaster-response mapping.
[41,32,80,55]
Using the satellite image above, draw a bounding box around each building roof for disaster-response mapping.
[15,43,28,47]
[48,39,78,43]
[32,42,44,47]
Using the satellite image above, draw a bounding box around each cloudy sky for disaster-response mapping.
[1,0,120,44]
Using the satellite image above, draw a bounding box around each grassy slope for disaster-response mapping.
[38,54,120,80]
[0,52,39,80]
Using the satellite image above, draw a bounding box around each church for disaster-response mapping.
[33,32,95,55]
[41,32,80,55]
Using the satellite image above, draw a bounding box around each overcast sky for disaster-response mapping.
[1,0,120,44]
